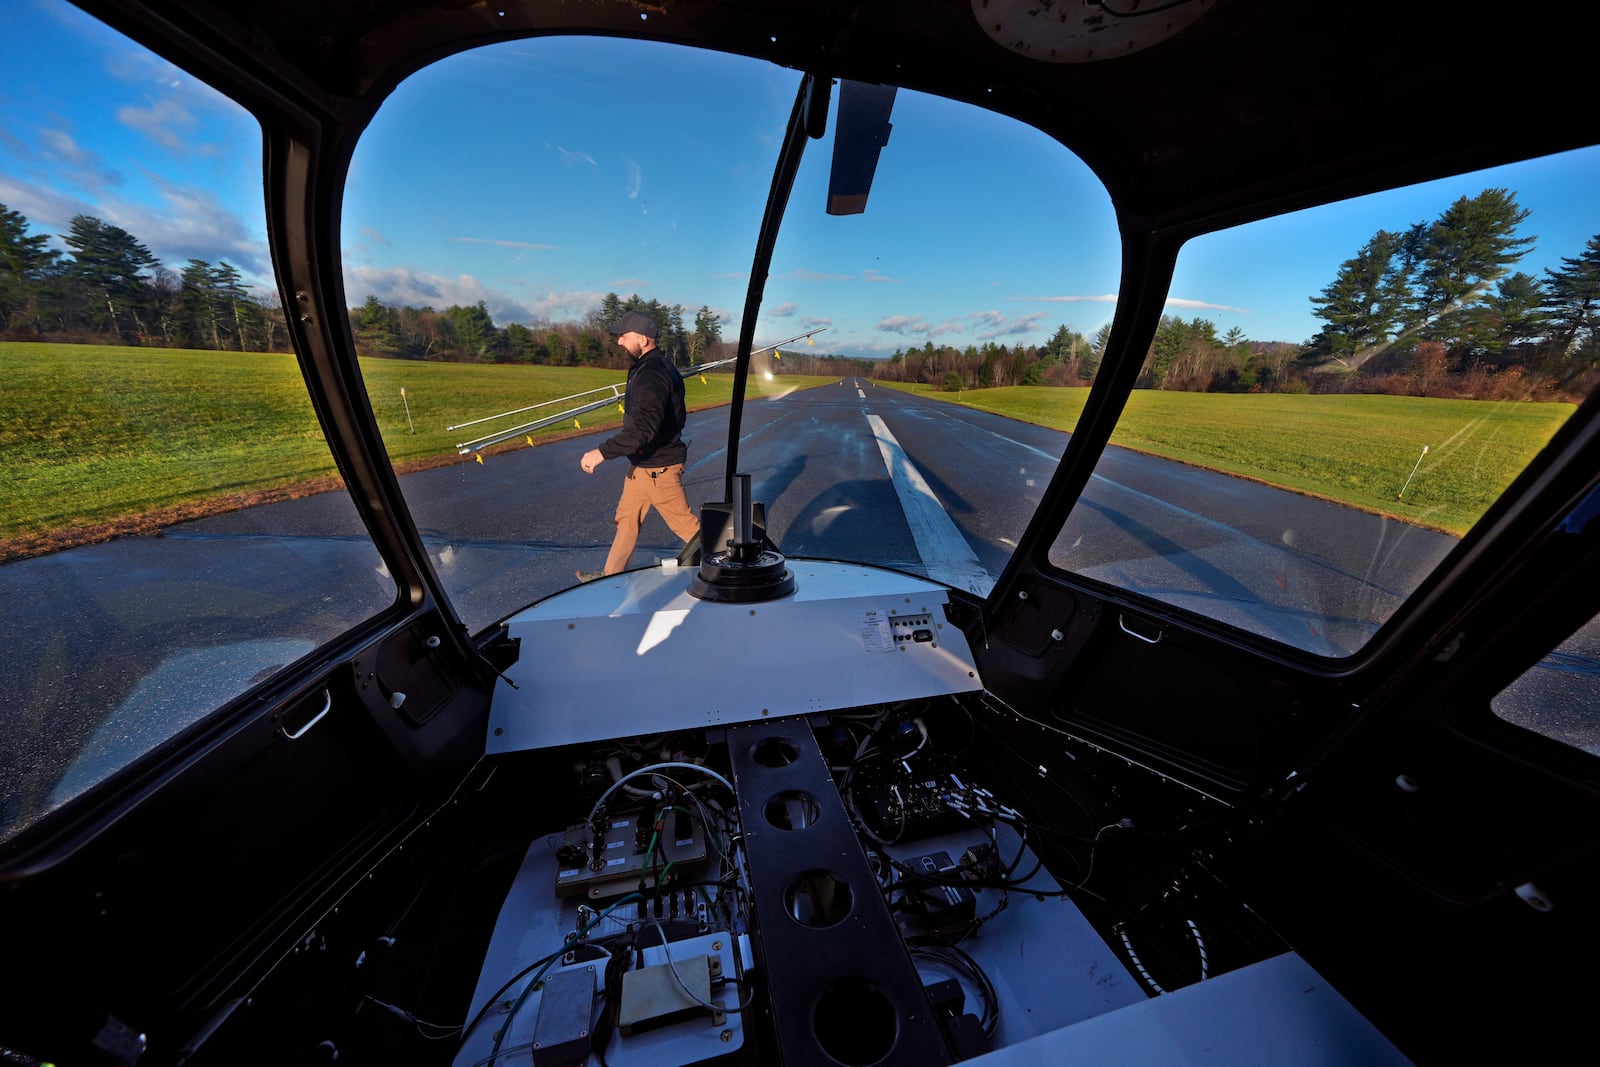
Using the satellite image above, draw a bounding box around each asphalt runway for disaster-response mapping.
[3,379,1592,837]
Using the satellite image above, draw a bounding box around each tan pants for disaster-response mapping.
[605,463,700,574]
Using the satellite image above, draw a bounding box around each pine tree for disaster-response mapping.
[211,261,250,350]
[1539,233,1600,385]
[1306,229,1408,366]
[62,215,158,341]
[0,204,61,336]
[355,295,398,356]
[180,259,223,348]
[1475,271,1547,356]
[1411,188,1535,343]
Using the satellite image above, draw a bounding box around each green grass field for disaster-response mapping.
[0,342,817,545]
[878,381,1575,535]
[1,343,1578,549]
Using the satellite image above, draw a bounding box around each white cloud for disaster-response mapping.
[116,97,199,154]
[876,313,964,339]
[971,309,1048,340]
[788,269,855,282]
[769,302,797,318]
[552,144,597,168]
[0,172,268,277]
[1165,297,1252,314]
[623,157,642,199]
[116,176,270,275]
[37,128,98,169]
[1016,292,1251,315]
[342,263,605,325]
[450,236,560,250]
[0,176,93,248]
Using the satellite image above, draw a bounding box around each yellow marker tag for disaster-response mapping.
[474,453,483,464]
[574,418,581,429]
[774,352,780,360]
[700,374,707,386]
[617,402,625,413]
[807,337,814,346]
[526,436,534,446]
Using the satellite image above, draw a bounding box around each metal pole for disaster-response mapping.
[1398,444,1429,500]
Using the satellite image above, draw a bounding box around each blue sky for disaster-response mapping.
[5,0,1597,360]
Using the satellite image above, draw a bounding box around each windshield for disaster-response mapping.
[342,37,1115,634]
[0,0,397,844]
[8,20,1593,849]
[1049,149,1600,658]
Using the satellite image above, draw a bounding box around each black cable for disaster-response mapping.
[592,937,634,1067]
[911,944,999,1042]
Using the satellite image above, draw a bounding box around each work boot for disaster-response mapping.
[575,570,605,583]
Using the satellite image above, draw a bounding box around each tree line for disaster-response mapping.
[872,189,1599,402]
[5,190,1596,400]
[1,205,289,351]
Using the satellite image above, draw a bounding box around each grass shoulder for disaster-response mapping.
[882,381,1573,536]
[0,342,827,557]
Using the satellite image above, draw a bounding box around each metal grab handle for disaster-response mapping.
[282,689,333,740]
[1118,614,1163,645]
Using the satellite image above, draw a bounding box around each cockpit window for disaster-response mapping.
[0,1,397,843]
[343,38,1117,633]
[1493,611,1600,756]
[1047,147,1600,658]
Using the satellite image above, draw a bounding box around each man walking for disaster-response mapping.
[578,310,700,578]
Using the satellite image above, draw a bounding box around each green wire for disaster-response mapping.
[488,891,642,1059]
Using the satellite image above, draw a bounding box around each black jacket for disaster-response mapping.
[597,348,688,467]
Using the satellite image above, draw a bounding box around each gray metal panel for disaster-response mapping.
[488,561,982,752]
[967,951,1414,1066]
[888,825,1145,1041]
[531,964,597,1067]
[454,843,748,1067]
[725,720,952,1067]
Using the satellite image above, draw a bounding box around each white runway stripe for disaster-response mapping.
[866,413,994,596]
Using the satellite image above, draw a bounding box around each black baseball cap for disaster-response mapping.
[607,310,660,339]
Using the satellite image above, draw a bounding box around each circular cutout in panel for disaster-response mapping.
[752,736,800,767]
[784,870,853,928]
[764,790,821,830]
[813,977,897,1065]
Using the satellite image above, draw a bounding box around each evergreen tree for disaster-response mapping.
[1411,188,1534,341]
[502,322,534,363]
[690,305,721,364]
[444,301,496,360]
[1306,229,1409,366]
[1540,234,1600,384]
[1474,271,1547,357]
[62,215,158,340]
[0,203,60,335]
[355,294,398,356]
[179,258,223,348]
[211,261,250,350]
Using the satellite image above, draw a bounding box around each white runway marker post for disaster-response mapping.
[1398,444,1429,501]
